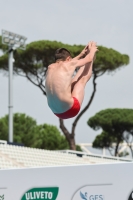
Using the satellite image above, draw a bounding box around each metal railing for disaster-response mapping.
[59,150,133,162]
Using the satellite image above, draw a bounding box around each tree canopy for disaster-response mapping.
[0,39,129,95]
[0,113,69,150]
[93,131,117,148]
[0,113,36,143]
[0,36,8,53]
[88,108,133,157]
[25,123,69,150]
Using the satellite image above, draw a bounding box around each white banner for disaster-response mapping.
[0,162,133,200]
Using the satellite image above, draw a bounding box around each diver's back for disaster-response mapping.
[45,63,73,113]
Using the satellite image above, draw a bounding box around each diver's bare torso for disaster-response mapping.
[45,42,97,115]
[45,61,75,113]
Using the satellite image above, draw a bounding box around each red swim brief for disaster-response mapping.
[54,97,80,119]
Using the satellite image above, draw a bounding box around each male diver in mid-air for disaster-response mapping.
[45,41,98,119]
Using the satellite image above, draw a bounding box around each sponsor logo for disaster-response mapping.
[80,191,104,200]
[128,191,133,200]
[0,195,4,200]
[21,187,59,200]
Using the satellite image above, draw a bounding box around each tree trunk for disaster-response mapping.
[115,142,120,156]
[128,145,133,159]
[123,132,133,158]
[59,118,76,150]
[69,136,76,150]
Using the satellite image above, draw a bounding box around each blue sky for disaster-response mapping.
[0,0,133,149]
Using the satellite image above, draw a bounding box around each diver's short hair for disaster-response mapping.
[55,48,72,61]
